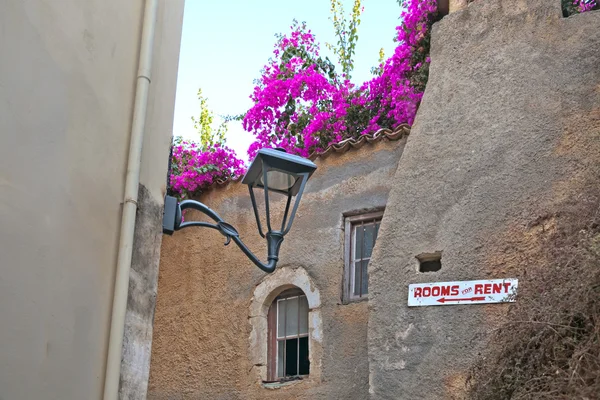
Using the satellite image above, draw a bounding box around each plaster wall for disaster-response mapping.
[148,138,406,399]
[0,1,183,399]
[367,1,600,399]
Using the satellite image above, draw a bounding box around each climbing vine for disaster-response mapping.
[169,91,244,199]
[325,0,365,80]
[191,88,228,150]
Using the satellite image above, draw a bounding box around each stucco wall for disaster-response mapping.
[0,1,183,399]
[148,138,406,399]
[367,1,600,399]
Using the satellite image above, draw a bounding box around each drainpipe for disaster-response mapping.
[103,0,158,399]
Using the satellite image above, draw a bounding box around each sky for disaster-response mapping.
[172,0,402,160]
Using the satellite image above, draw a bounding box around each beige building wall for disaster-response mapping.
[0,1,184,399]
[148,135,407,399]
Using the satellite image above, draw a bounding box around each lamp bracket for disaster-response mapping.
[162,196,279,273]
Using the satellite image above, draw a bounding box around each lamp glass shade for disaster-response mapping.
[258,170,297,191]
[242,148,317,196]
[243,148,318,237]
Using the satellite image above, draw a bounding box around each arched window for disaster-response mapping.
[249,267,322,384]
[266,288,310,381]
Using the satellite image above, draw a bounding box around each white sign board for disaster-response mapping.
[408,278,518,307]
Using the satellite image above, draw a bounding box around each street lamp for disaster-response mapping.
[162,148,317,273]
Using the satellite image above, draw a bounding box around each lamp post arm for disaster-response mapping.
[230,235,279,273]
[179,199,224,223]
[165,198,281,273]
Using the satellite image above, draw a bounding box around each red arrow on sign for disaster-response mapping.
[437,297,486,303]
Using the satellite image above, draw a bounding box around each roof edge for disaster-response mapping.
[206,124,411,192]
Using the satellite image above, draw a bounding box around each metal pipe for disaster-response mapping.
[103,1,158,398]
[231,233,281,273]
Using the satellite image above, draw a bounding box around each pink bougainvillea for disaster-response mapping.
[169,138,245,199]
[171,0,441,197]
[360,0,437,133]
[170,0,597,198]
[243,0,438,159]
[243,21,350,158]
[575,0,597,12]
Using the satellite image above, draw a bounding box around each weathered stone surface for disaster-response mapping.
[367,1,600,399]
[119,185,164,400]
[449,0,468,13]
[148,139,406,399]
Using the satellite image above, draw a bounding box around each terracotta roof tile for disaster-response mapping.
[208,124,410,190]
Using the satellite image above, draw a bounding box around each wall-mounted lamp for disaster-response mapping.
[162,148,317,273]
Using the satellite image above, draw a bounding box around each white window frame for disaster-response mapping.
[275,294,309,378]
[343,211,384,303]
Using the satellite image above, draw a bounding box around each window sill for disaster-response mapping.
[262,376,306,390]
[342,295,369,305]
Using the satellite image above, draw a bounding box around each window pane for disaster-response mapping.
[277,299,286,338]
[273,292,311,379]
[298,296,308,335]
[347,216,381,301]
[361,259,369,295]
[299,337,310,375]
[353,261,362,296]
[354,224,363,260]
[363,223,376,258]
[285,338,298,376]
[353,260,370,297]
[285,297,299,336]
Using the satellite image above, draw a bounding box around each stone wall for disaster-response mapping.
[148,138,406,399]
[367,0,600,399]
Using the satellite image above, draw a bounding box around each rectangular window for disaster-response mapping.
[274,294,309,379]
[344,211,383,302]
